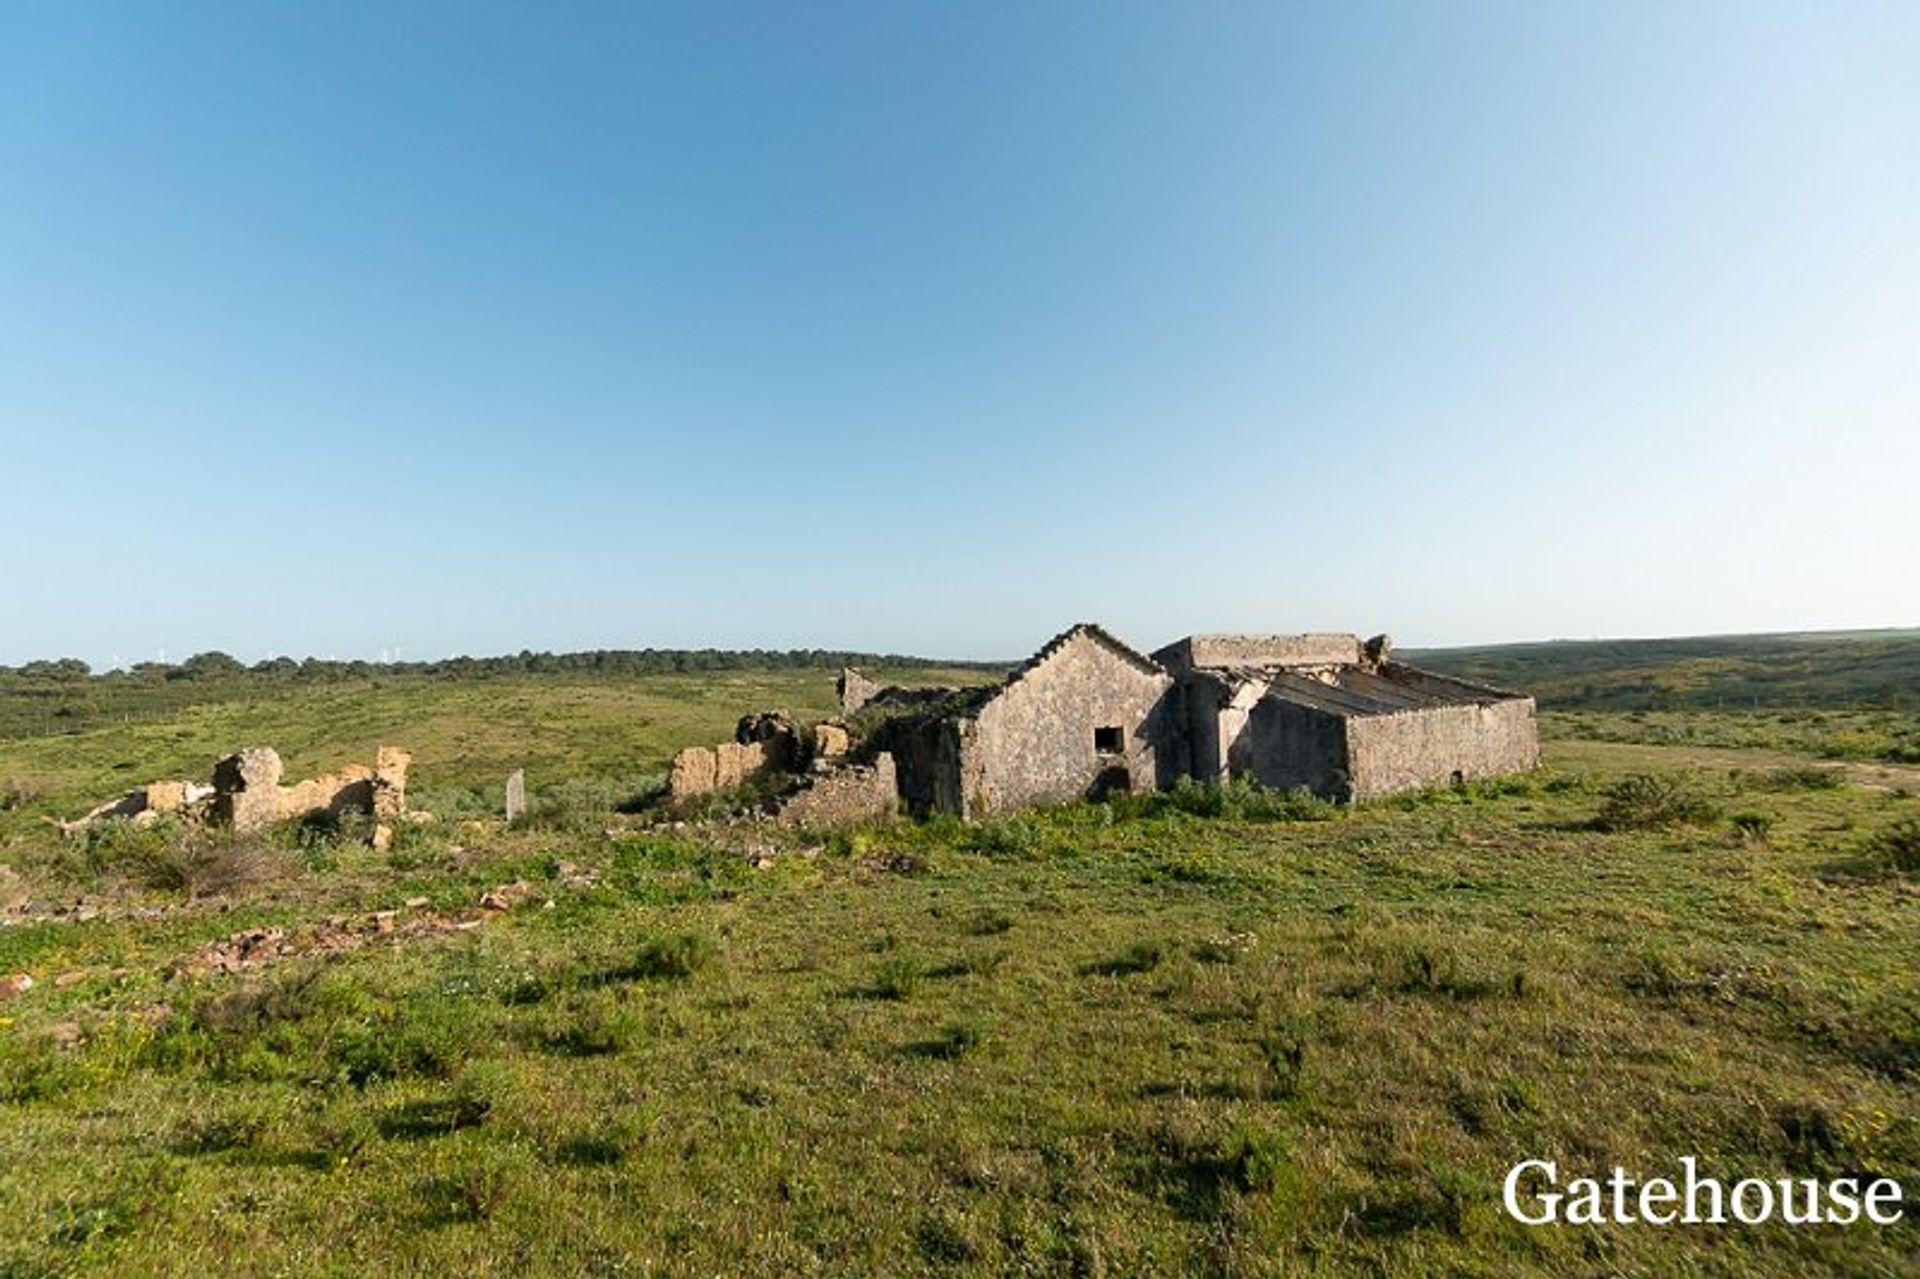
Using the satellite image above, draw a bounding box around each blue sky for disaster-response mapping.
[3,2,1915,667]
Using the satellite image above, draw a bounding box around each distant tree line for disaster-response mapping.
[0,647,1001,685]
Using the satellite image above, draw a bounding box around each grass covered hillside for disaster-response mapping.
[1413,629,1920,712]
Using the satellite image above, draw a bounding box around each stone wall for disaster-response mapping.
[774,753,898,826]
[967,630,1179,817]
[1344,697,1538,800]
[1186,674,1274,782]
[1241,695,1352,797]
[667,713,800,805]
[210,746,411,834]
[875,714,969,818]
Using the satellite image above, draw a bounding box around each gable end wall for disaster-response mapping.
[969,633,1177,815]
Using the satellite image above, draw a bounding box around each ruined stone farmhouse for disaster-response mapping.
[670,622,1537,822]
[1154,633,1537,802]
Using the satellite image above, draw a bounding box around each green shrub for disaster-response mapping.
[627,931,716,979]
[1593,773,1722,831]
[1729,811,1774,842]
[531,998,640,1057]
[1129,776,1341,823]
[1871,818,1920,874]
[871,955,925,1000]
[965,819,1042,857]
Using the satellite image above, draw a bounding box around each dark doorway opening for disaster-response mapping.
[1094,725,1124,755]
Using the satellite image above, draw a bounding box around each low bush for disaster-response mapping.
[871,955,925,1000]
[1134,777,1340,823]
[1592,773,1722,831]
[626,930,716,980]
[1871,818,1920,875]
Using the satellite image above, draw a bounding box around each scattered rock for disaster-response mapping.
[479,881,533,912]
[404,896,430,909]
[45,1021,83,1050]
[173,905,502,978]
[0,972,34,1000]
[813,720,852,760]
[53,970,88,989]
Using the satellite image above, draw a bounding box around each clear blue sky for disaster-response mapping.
[3,2,1915,667]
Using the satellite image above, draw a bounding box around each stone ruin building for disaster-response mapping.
[667,622,1537,823]
[1153,633,1538,801]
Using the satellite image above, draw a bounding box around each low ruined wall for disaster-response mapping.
[667,717,798,805]
[211,745,413,834]
[1344,698,1538,800]
[775,753,897,826]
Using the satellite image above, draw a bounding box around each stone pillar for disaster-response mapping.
[837,667,880,716]
[504,769,526,822]
[211,747,285,833]
[372,746,412,821]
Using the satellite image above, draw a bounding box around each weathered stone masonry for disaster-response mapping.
[871,625,1185,819]
[1157,634,1536,802]
[856,623,1536,817]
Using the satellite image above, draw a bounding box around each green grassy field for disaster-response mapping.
[1,660,1917,1275]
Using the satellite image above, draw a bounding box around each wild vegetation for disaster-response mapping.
[0,639,1916,1275]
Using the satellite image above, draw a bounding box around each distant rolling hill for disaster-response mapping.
[1410,629,1920,711]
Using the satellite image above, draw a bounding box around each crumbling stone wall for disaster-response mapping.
[875,713,970,818]
[965,629,1180,817]
[57,779,214,834]
[774,753,897,826]
[210,746,412,834]
[667,712,799,805]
